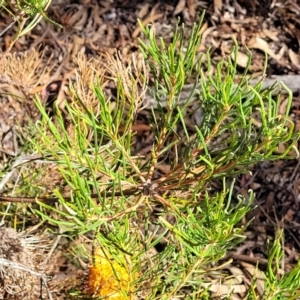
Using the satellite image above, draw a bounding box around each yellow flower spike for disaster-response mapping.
[84,246,135,299]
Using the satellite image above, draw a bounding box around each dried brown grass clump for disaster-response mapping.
[0,50,53,120]
[0,227,50,299]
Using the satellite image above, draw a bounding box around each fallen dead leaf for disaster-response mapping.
[288,49,300,68]
[173,0,186,16]
[225,266,244,284]
[214,0,223,14]
[262,29,279,42]
[136,3,150,19]
[200,25,217,49]
[202,281,247,295]
[187,0,196,18]
[240,261,265,294]
[284,208,295,222]
[248,36,279,60]
[231,51,249,68]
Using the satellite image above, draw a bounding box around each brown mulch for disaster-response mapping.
[1,0,300,299]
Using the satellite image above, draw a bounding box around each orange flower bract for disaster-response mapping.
[84,247,134,299]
